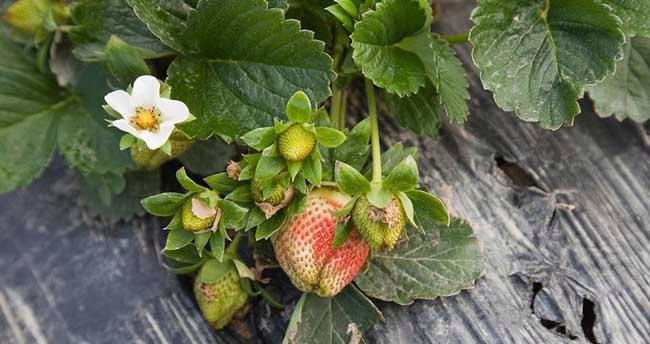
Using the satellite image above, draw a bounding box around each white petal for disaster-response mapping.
[143,125,175,150]
[112,119,139,136]
[157,98,190,124]
[104,90,133,118]
[131,75,160,108]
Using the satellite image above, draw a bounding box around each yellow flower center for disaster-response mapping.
[130,106,161,132]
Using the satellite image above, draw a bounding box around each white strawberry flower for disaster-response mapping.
[104,75,189,150]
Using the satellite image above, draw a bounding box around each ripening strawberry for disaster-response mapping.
[194,260,248,330]
[278,124,316,162]
[274,188,369,297]
[352,195,406,251]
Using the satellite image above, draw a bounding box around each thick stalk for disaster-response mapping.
[330,88,343,129]
[338,89,348,130]
[442,31,470,45]
[364,78,382,183]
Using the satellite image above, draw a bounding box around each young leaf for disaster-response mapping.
[256,211,287,240]
[587,36,650,123]
[429,34,470,124]
[302,152,322,186]
[141,192,186,216]
[104,36,150,87]
[351,0,429,96]
[335,161,371,195]
[283,286,382,343]
[406,189,450,226]
[210,229,226,262]
[326,4,354,32]
[355,218,483,305]
[315,127,347,147]
[165,229,195,250]
[383,155,419,192]
[241,127,278,151]
[225,185,252,203]
[287,160,303,180]
[162,245,202,264]
[165,0,333,139]
[286,91,312,123]
[218,199,249,229]
[246,207,267,230]
[176,167,206,192]
[470,0,625,129]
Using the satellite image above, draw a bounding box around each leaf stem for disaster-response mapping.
[442,31,470,45]
[364,78,382,183]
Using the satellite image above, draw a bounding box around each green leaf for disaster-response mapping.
[70,0,173,60]
[429,34,470,124]
[194,232,211,255]
[600,0,650,37]
[256,211,287,240]
[302,151,322,186]
[103,36,150,87]
[587,36,650,123]
[232,259,256,279]
[366,182,392,208]
[351,0,429,96]
[199,259,231,283]
[255,155,286,179]
[355,218,483,305]
[0,35,68,193]
[333,118,371,171]
[141,192,186,216]
[210,229,226,261]
[126,0,190,52]
[286,91,312,123]
[119,134,136,150]
[286,0,335,45]
[331,196,357,217]
[165,229,195,250]
[162,245,202,264]
[406,189,450,226]
[326,4,354,32]
[383,155,418,192]
[283,286,382,344]
[396,191,416,228]
[287,160,303,180]
[470,0,625,129]
[364,143,418,179]
[332,221,354,248]
[204,173,239,193]
[382,82,442,138]
[335,161,370,195]
[241,127,278,151]
[166,0,333,139]
[219,199,249,228]
[176,167,206,192]
[225,185,252,203]
[315,127,346,147]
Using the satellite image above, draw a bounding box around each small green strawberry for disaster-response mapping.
[194,260,248,330]
[130,131,193,170]
[278,124,317,162]
[352,195,405,251]
[181,197,217,233]
[251,178,286,206]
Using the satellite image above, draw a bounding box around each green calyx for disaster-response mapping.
[181,197,216,233]
[352,195,406,251]
[278,124,316,162]
[194,260,248,330]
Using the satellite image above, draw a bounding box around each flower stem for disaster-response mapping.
[442,31,470,45]
[364,78,382,183]
[338,89,348,130]
[331,88,343,129]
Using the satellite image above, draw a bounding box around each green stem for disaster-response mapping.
[364,78,382,183]
[442,31,470,45]
[338,89,348,130]
[331,88,343,129]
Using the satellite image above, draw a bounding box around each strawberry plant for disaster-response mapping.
[1,0,648,341]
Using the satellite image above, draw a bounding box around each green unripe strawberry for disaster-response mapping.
[181,197,216,233]
[278,124,316,162]
[194,260,248,330]
[352,195,406,251]
[130,131,193,170]
[251,178,285,206]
